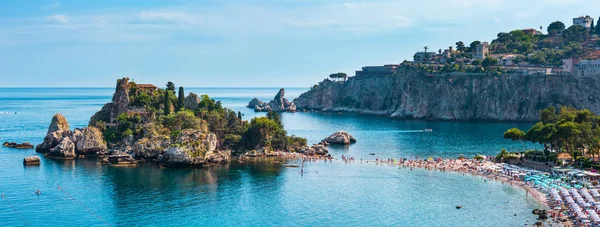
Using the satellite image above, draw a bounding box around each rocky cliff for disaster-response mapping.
[293,66,600,121]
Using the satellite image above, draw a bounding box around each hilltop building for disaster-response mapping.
[136,84,157,93]
[475,42,489,60]
[355,64,399,77]
[521,28,540,36]
[413,52,436,63]
[573,16,594,29]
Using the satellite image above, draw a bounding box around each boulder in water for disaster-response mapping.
[324,130,357,145]
[36,113,72,153]
[23,156,41,165]
[46,137,76,159]
[107,153,137,166]
[247,98,265,108]
[3,141,34,149]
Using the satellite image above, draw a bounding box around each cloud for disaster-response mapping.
[137,11,198,24]
[46,14,69,24]
[41,2,61,10]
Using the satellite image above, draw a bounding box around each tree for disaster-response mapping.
[481,57,498,69]
[591,20,596,35]
[469,41,481,53]
[455,41,466,52]
[329,72,347,82]
[596,17,600,35]
[504,128,528,151]
[166,81,176,94]
[176,86,184,112]
[562,25,588,43]
[163,89,171,115]
[547,21,565,35]
[471,59,482,66]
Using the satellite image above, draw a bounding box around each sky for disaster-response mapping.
[0,0,599,87]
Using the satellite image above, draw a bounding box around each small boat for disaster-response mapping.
[423,128,433,132]
[456,206,463,209]
[369,153,375,156]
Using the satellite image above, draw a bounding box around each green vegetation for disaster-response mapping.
[503,106,600,166]
[488,21,594,67]
[176,86,184,112]
[97,79,307,154]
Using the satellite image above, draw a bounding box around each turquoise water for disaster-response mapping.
[0,88,545,226]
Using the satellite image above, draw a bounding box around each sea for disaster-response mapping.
[0,87,546,226]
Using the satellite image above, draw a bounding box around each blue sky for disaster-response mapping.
[0,0,598,87]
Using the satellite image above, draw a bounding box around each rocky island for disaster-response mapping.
[294,65,600,121]
[247,88,296,112]
[36,78,324,168]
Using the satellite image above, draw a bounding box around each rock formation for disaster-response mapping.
[23,156,41,165]
[293,65,600,121]
[36,113,108,159]
[324,131,357,145]
[184,92,201,110]
[90,77,131,125]
[3,142,34,149]
[36,113,72,153]
[133,134,170,159]
[74,127,107,155]
[247,98,264,108]
[248,88,297,112]
[158,129,230,167]
[47,137,76,159]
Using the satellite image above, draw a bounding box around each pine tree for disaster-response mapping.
[164,91,171,115]
[238,111,242,120]
[591,20,596,35]
[176,86,184,112]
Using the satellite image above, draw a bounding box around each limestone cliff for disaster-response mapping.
[293,66,600,121]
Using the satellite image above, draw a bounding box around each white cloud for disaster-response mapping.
[46,14,69,24]
[41,2,61,10]
[137,11,198,24]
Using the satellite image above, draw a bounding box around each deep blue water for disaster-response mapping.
[0,88,545,226]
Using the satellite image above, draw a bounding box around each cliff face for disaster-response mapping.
[293,66,600,121]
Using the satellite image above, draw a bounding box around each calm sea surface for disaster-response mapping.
[0,87,545,226]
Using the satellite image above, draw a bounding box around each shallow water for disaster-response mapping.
[0,88,545,226]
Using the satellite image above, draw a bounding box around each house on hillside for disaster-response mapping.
[573,15,594,29]
[521,28,541,35]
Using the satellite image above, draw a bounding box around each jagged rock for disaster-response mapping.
[293,66,600,121]
[36,113,73,153]
[23,156,41,165]
[159,129,229,167]
[3,142,34,149]
[47,137,76,159]
[324,131,357,145]
[250,89,297,112]
[184,92,201,110]
[74,127,107,155]
[133,135,170,159]
[46,113,70,134]
[90,77,130,125]
[247,98,265,108]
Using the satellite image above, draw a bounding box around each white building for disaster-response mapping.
[562,59,575,73]
[575,60,600,76]
[573,16,594,29]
